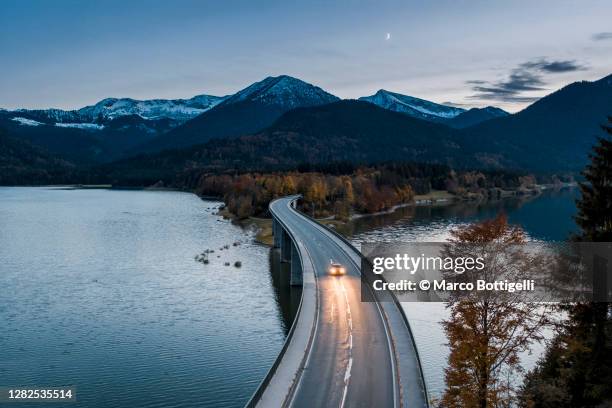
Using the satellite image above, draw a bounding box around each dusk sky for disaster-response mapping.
[1,0,611,112]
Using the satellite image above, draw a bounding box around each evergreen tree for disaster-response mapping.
[576,117,612,241]
[520,117,612,407]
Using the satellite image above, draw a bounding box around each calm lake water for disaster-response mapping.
[0,186,579,406]
[0,187,290,408]
[346,187,579,400]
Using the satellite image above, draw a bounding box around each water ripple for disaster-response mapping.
[0,187,285,408]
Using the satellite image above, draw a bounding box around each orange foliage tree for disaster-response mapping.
[440,214,551,408]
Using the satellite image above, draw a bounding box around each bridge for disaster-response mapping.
[247,196,429,408]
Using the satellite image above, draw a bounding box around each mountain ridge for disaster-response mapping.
[139,75,340,153]
[0,127,75,185]
[1,73,610,174]
[459,73,612,170]
[359,89,466,122]
[7,93,226,124]
[446,106,509,128]
[96,100,485,185]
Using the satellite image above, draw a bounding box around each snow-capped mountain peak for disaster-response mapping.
[76,94,226,121]
[6,94,226,129]
[11,117,44,126]
[220,75,339,109]
[359,89,465,121]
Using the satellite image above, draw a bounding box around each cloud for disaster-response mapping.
[592,32,612,41]
[442,101,474,108]
[467,57,586,103]
[520,58,586,73]
[467,69,545,102]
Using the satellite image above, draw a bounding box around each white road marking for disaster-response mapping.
[312,220,400,408]
[276,197,400,408]
[340,279,353,408]
[343,357,353,382]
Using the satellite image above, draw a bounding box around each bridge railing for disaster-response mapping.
[246,196,429,407]
[293,200,430,408]
[245,196,317,408]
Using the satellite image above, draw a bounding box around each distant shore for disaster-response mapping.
[348,182,577,221]
[215,183,578,246]
[10,182,576,246]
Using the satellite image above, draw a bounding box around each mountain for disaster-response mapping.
[460,73,612,170]
[359,90,465,122]
[358,90,509,128]
[0,112,183,163]
[140,75,340,153]
[76,95,225,121]
[445,106,509,128]
[251,100,469,165]
[0,113,110,164]
[0,127,75,185]
[0,94,225,163]
[97,100,489,185]
[220,75,338,109]
[10,94,225,124]
[4,73,610,177]
[101,70,612,185]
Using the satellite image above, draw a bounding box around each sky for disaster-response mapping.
[1,0,611,112]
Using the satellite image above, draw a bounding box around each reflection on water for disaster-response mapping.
[0,187,290,408]
[0,186,579,405]
[342,187,579,243]
[346,187,578,399]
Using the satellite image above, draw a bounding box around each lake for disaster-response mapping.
[0,187,290,408]
[0,187,579,406]
[346,187,579,400]
[345,187,579,242]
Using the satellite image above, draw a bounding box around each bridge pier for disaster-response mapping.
[251,196,430,408]
[273,216,303,286]
[272,218,282,249]
[280,229,292,263]
[290,243,302,286]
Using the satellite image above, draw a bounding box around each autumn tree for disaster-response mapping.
[342,176,355,204]
[302,175,327,216]
[281,175,297,195]
[395,184,414,203]
[440,214,550,408]
[192,163,537,220]
[332,176,354,221]
[262,174,282,198]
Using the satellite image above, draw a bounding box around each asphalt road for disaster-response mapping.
[270,197,398,408]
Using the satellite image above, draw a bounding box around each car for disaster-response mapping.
[328,261,346,275]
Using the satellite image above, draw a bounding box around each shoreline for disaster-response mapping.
[239,183,578,245]
[349,182,578,221]
[2,183,577,246]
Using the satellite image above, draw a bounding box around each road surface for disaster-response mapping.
[270,197,399,408]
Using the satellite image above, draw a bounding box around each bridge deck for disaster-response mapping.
[251,196,428,408]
